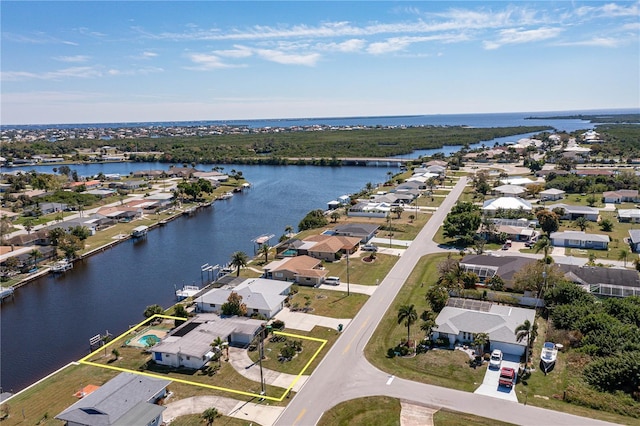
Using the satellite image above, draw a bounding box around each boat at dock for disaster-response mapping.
[175,285,201,301]
[51,259,73,273]
[0,286,15,303]
[540,342,558,373]
[218,191,234,200]
[131,225,149,238]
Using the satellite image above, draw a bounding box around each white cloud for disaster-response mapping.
[214,46,253,58]
[141,51,158,58]
[316,39,367,53]
[1,66,103,81]
[185,53,239,70]
[255,49,321,66]
[108,67,164,76]
[555,37,624,48]
[483,27,563,50]
[53,55,90,63]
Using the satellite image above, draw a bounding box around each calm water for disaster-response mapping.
[0,111,606,393]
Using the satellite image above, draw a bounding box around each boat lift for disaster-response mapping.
[252,233,275,254]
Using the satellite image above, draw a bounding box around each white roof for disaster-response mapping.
[550,231,610,243]
[500,177,537,186]
[493,184,527,195]
[482,197,532,211]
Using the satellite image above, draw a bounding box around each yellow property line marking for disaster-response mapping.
[343,315,370,354]
[77,315,328,402]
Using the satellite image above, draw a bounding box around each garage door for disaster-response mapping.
[490,341,524,357]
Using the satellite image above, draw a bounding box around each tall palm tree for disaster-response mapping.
[515,319,538,366]
[533,235,552,264]
[230,251,248,277]
[573,216,589,232]
[473,332,490,356]
[259,243,270,264]
[419,310,436,338]
[211,336,225,365]
[29,249,41,269]
[397,304,418,344]
[202,407,220,426]
[618,248,630,267]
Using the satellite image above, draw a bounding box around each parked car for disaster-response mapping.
[489,349,503,369]
[499,367,516,388]
[362,244,378,252]
[324,276,341,285]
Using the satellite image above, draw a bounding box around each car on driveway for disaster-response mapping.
[499,367,515,388]
[489,349,502,369]
[361,244,378,252]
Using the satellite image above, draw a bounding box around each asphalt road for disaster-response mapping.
[275,176,616,426]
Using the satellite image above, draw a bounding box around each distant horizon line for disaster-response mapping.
[2,107,638,128]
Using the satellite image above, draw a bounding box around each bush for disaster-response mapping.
[271,319,285,330]
[387,348,397,358]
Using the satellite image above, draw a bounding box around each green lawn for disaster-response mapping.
[322,252,399,286]
[433,409,515,425]
[287,286,369,318]
[317,396,401,426]
[170,413,259,426]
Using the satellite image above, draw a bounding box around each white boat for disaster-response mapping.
[51,259,73,273]
[176,285,200,301]
[540,342,558,373]
[131,225,149,238]
[218,192,234,200]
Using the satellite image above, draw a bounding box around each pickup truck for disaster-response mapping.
[499,367,516,388]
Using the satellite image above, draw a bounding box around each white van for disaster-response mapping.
[324,276,340,285]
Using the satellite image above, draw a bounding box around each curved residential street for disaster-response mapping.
[274,176,616,426]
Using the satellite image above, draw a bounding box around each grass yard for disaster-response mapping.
[364,253,487,392]
[247,326,340,375]
[317,396,401,426]
[170,413,259,426]
[322,252,399,286]
[433,409,515,425]
[287,286,369,318]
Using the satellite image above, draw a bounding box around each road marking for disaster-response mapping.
[343,316,370,354]
[294,408,306,424]
[386,375,395,385]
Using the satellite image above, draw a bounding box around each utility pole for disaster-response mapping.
[258,325,266,396]
[346,250,350,296]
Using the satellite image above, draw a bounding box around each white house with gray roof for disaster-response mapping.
[482,197,532,214]
[539,188,565,201]
[550,231,610,250]
[629,229,640,252]
[196,278,291,319]
[546,203,599,221]
[618,209,640,224]
[55,372,169,426]
[433,302,536,356]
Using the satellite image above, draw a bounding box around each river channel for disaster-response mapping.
[0,116,597,393]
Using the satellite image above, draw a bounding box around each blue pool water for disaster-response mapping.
[281,249,298,256]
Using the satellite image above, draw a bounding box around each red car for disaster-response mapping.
[499,367,516,388]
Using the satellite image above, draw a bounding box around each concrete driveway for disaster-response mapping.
[274,307,350,332]
[474,355,520,402]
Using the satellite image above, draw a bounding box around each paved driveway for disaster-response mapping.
[474,355,520,402]
[274,307,350,332]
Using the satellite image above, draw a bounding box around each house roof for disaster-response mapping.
[499,177,537,186]
[266,255,322,273]
[55,372,169,425]
[333,223,379,236]
[435,303,535,346]
[482,197,532,211]
[546,203,599,215]
[539,188,565,195]
[629,229,640,244]
[618,209,640,220]
[493,185,527,195]
[461,254,536,283]
[196,278,290,313]
[550,231,610,243]
[558,265,640,289]
[305,234,361,253]
[153,315,263,358]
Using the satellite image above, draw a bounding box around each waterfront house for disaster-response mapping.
[629,229,640,252]
[55,372,170,426]
[460,254,536,289]
[348,201,392,218]
[193,170,228,182]
[482,197,532,215]
[432,299,536,356]
[603,189,640,204]
[133,170,165,179]
[558,264,640,298]
[263,255,326,286]
[152,314,264,369]
[166,166,198,178]
[539,188,565,201]
[196,278,291,319]
[618,209,640,223]
[96,205,143,222]
[546,203,599,222]
[550,231,609,250]
[304,234,361,262]
[333,223,379,243]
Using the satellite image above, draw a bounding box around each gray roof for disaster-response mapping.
[546,203,599,215]
[558,265,640,289]
[630,229,640,244]
[435,304,535,345]
[55,372,170,425]
[196,278,290,312]
[619,209,640,220]
[539,188,565,195]
[461,255,536,283]
[333,223,379,235]
[550,231,610,243]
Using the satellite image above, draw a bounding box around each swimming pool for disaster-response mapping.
[125,333,162,347]
[281,249,297,256]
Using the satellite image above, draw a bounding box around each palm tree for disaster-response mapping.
[259,243,270,264]
[419,310,436,338]
[515,319,538,367]
[202,407,220,426]
[533,235,552,264]
[284,225,294,236]
[618,248,630,267]
[29,249,41,269]
[211,336,225,365]
[397,304,418,344]
[573,216,589,232]
[473,332,489,357]
[143,304,164,318]
[230,251,248,277]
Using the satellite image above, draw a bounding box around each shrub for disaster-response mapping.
[387,348,397,358]
[271,319,285,330]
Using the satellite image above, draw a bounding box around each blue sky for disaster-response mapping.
[1,1,639,125]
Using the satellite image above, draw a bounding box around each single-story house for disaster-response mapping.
[55,372,170,426]
[546,203,599,222]
[348,201,391,218]
[133,170,165,179]
[433,300,536,356]
[84,188,116,198]
[37,202,68,215]
[425,164,446,175]
[193,171,228,182]
[371,193,413,205]
[558,264,640,297]
[333,223,379,243]
[550,231,610,250]
[263,255,326,286]
[196,278,291,319]
[460,254,537,288]
[96,206,143,222]
[629,229,640,252]
[425,160,448,168]
[492,185,527,198]
[6,229,50,247]
[618,209,640,223]
[539,188,565,201]
[603,189,640,204]
[152,314,264,369]
[304,234,361,262]
[166,166,198,178]
[119,179,148,190]
[327,200,341,210]
[499,177,537,186]
[482,197,532,215]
